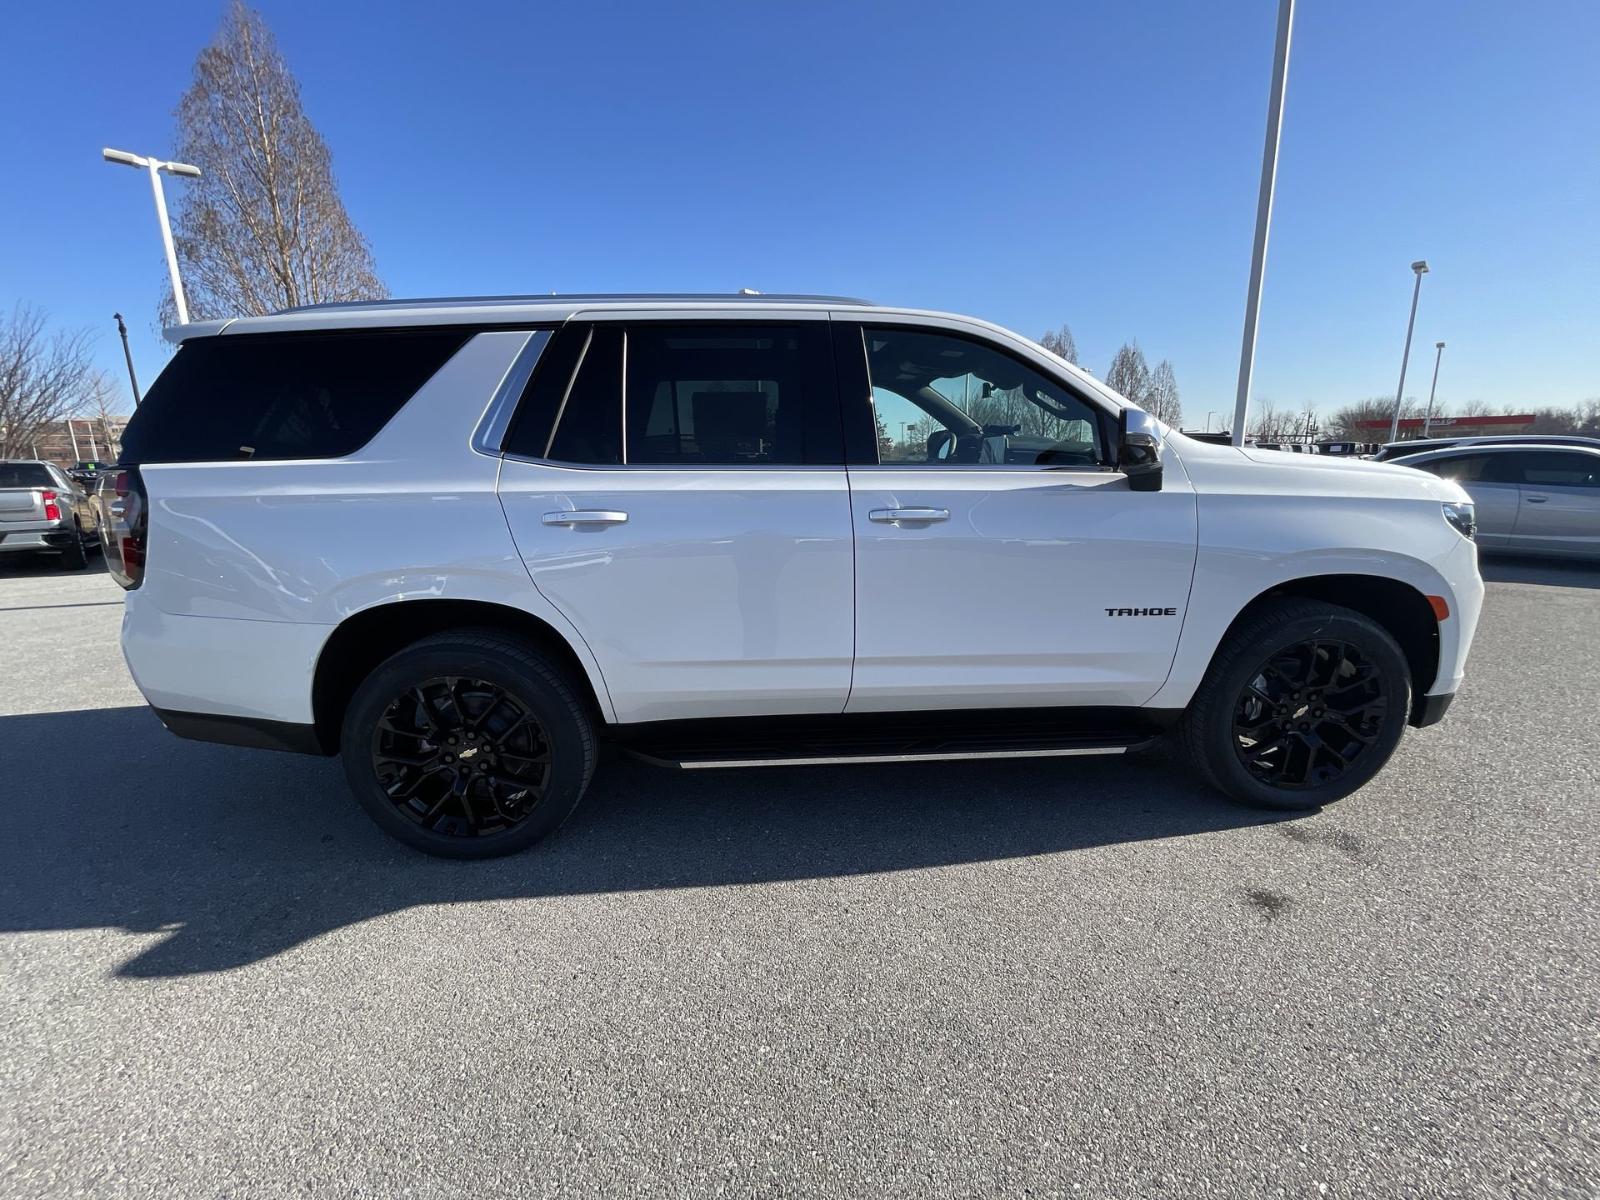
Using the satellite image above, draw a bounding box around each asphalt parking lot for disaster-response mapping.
[1,553,1596,1198]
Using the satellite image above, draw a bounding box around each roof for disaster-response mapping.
[165,292,878,343]
[1390,441,1600,460]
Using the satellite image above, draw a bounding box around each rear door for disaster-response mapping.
[495,317,855,723]
[1493,449,1600,557]
[833,318,1198,713]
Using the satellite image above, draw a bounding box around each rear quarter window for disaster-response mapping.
[118,330,470,465]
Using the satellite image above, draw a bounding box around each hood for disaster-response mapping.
[1169,434,1472,504]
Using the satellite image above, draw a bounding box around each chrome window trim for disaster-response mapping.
[470,329,550,456]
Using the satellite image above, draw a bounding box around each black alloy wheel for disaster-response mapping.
[1177,598,1412,811]
[372,675,552,838]
[1231,640,1386,790]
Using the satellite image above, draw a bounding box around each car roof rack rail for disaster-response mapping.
[276,292,877,315]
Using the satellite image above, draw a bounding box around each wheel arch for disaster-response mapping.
[1224,574,1441,725]
[311,599,612,752]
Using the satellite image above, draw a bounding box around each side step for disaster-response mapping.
[613,708,1172,771]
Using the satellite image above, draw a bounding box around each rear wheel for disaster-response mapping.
[57,523,88,570]
[340,630,596,858]
[1178,598,1412,811]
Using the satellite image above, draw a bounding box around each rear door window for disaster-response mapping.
[520,322,841,466]
[625,324,836,465]
[117,330,470,465]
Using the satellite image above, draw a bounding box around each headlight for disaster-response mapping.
[1442,501,1476,541]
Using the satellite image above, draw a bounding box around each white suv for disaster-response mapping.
[101,294,1483,858]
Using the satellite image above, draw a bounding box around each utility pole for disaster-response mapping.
[102,149,202,326]
[1422,341,1446,436]
[114,313,142,405]
[1386,261,1430,442]
[1230,0,1295,447]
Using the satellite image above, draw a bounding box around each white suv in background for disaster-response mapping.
[101,294,1484,858]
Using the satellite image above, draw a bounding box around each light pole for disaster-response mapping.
[102,148,201,325]
[1230,0,1295,447]
[1421,341,1445,436]
[1386,260,1430,443]
[113,313,141,406]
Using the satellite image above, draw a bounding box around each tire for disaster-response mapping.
[340,630,597,859]
[1177,598,1412,811]
[57,524,88,570]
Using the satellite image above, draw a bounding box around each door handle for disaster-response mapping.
[542,510,629,526]
[868,507,950,524]
[1523,495,1549,503]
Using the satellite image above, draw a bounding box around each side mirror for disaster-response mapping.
[1118,408,1164,492]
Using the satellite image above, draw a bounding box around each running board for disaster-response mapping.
[613,708,1172,771]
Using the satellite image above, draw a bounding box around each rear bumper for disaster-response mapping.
[0,529,74,553]
[121,596,332,725]
[153,707,329,755]
[1412,691,1455,728]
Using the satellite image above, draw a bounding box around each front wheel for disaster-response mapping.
[340,630,597,858]
[1178,598,1412,811]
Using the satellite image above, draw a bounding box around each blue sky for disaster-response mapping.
[3,0,1596,423]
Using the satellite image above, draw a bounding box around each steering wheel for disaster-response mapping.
[927,429,957,461]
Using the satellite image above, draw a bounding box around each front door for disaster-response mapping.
[496,319,854,723]
[835,320,1198,713]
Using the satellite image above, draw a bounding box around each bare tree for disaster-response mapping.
[1145,359,1182,425]
[0,307,100,459]
[1324,396,1424,441]
[1105,342,1150,407]
[1038,324,1079,366]
[167,0,385,321]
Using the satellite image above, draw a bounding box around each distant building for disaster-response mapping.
[19,417,129,467]
[1356,413,1536,441]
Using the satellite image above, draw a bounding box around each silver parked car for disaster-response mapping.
[1391,444,1600,559]
[0,460,102,569]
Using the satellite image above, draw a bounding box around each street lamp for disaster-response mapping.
[102,147,201,325]
[1422,341,1446,437]
[1230,0,1296,446]
[1386,260,1430,443]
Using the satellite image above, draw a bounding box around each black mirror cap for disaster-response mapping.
[1118,408,1164,492]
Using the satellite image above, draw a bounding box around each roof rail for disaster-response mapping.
[276,292,876,315]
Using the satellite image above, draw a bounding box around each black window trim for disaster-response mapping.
[502,316,848,470]
[835,320,1120,470]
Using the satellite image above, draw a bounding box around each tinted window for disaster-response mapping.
[546,327,623,465]
[625,324,833,465]
[863,327,1105,466]
[1412,453,1495,482]
[1492,450,1600,487]
[0,463,53,488]
[502,324,589,459]
[118,330,469,465]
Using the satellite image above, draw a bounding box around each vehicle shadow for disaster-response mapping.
[0,706,1286,979]
[0,553,109,581]
[1479,553,1600,590]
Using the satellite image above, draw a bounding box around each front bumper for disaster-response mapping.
[1412,691,1455,728]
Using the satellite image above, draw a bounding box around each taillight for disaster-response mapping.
[100,469,148,590]
[41,490,60,522]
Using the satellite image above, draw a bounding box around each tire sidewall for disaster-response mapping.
[1196,610,1412,810]
[340,640,592,858]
